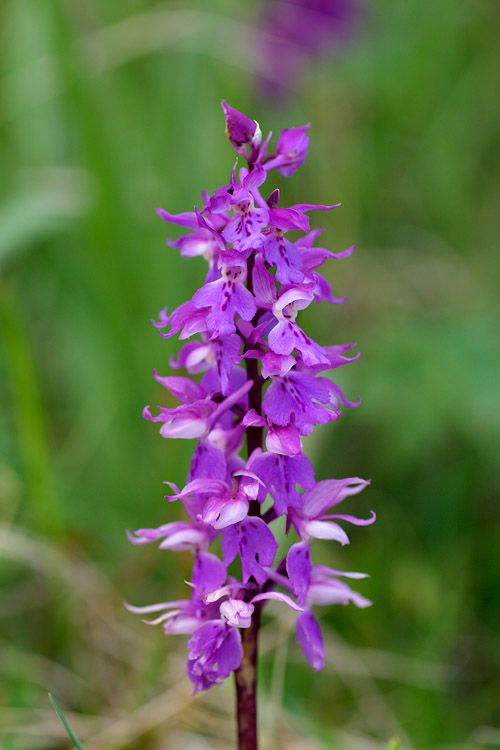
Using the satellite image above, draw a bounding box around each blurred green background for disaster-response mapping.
[1,1,499,748]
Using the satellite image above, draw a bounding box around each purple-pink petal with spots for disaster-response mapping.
[267,320,299,356]
[231,281,257,321]
[251,452,314,515]
[263,234,304,284]
[263,370,330,427]
[222,517,278,584]
[268,320,330,367]
[215,334,242,395]
[193,269,256,336]
[223,207,269,252]
[189,440,227,481]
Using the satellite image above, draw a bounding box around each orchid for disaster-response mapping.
[128,102,374,750]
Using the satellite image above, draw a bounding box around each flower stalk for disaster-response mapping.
[235,282,263,748]
[234,605,260,750]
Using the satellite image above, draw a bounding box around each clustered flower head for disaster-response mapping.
[127,101,375,693]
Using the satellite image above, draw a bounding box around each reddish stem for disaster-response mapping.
[234,251,262,750]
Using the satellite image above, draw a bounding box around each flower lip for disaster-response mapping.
[221,264,246,283]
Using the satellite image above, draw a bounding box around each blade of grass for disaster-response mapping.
[48,693,86,749]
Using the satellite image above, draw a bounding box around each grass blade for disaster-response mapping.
[48,693,86,750]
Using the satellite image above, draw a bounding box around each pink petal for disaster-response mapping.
[303,520,350,545]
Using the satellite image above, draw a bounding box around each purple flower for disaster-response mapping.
[268,285,330,367]
[144,379,252,440]
[264,125,311,177]
[251,452,315,516]
[290,477,375,543]
[193,261,256,338]
[257,0,364,101]
[263,233,305,284]
[187,620,243,693]
[307,564,372,608]
[263,367,341,435]
[186,584,304,693]
[222,517,278,584]
[128,102,374,701]
[243,409,304,457]
[127,521,213,552]
[152,300,208,341]
[295,609,324,671]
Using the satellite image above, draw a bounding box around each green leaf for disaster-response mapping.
[48,693,86,750]
[387,739,400,750]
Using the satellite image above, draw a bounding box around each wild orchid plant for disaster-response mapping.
[127,102,374,750]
